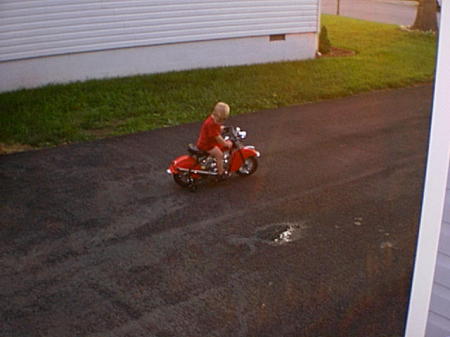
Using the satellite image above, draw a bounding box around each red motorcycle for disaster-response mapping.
[166,126,260,191]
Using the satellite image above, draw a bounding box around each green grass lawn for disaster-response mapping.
[0,15,437,151]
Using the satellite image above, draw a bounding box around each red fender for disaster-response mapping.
[168,155,199,174]
[229,147,260,172]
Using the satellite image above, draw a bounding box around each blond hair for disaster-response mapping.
[212,102,230,121]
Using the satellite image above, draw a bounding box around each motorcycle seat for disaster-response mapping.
[188,144,208,157]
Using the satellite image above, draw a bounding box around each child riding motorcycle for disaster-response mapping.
[166,102,260,191]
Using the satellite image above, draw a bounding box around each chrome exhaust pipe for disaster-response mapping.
[178,167,218,176]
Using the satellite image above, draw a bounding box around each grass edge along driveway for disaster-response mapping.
[0,15,437,152]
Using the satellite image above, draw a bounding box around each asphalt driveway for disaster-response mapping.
[1,84,433,337]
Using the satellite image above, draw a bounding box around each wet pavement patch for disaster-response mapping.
[256,222,306,245]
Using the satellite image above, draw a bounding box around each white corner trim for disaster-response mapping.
[404,1,450,336]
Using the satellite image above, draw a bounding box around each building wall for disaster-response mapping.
[0,0,319,92]
[0,32,317,92]
[426,166,450,337]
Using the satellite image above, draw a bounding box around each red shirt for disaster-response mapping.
[196,115,221,151]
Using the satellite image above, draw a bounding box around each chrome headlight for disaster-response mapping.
[238,130,247,139]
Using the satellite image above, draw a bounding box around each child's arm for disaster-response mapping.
[215,135,232,148]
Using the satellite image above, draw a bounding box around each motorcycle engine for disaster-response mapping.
[200,156,217,171]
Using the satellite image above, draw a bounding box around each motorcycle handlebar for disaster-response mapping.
[223,125,246,143]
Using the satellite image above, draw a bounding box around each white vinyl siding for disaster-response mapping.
[426,168,450,336]
[0,0,319,62]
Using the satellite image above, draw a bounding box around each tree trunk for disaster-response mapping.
[412,0,438,31]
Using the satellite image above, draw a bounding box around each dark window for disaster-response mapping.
[270,34,286,41]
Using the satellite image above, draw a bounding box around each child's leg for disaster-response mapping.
[207,147,224,175]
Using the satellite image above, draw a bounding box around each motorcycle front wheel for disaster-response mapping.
[237,157,258,176]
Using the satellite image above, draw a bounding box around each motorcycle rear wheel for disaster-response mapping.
[237,157,258,176]
[173,172,194,187]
